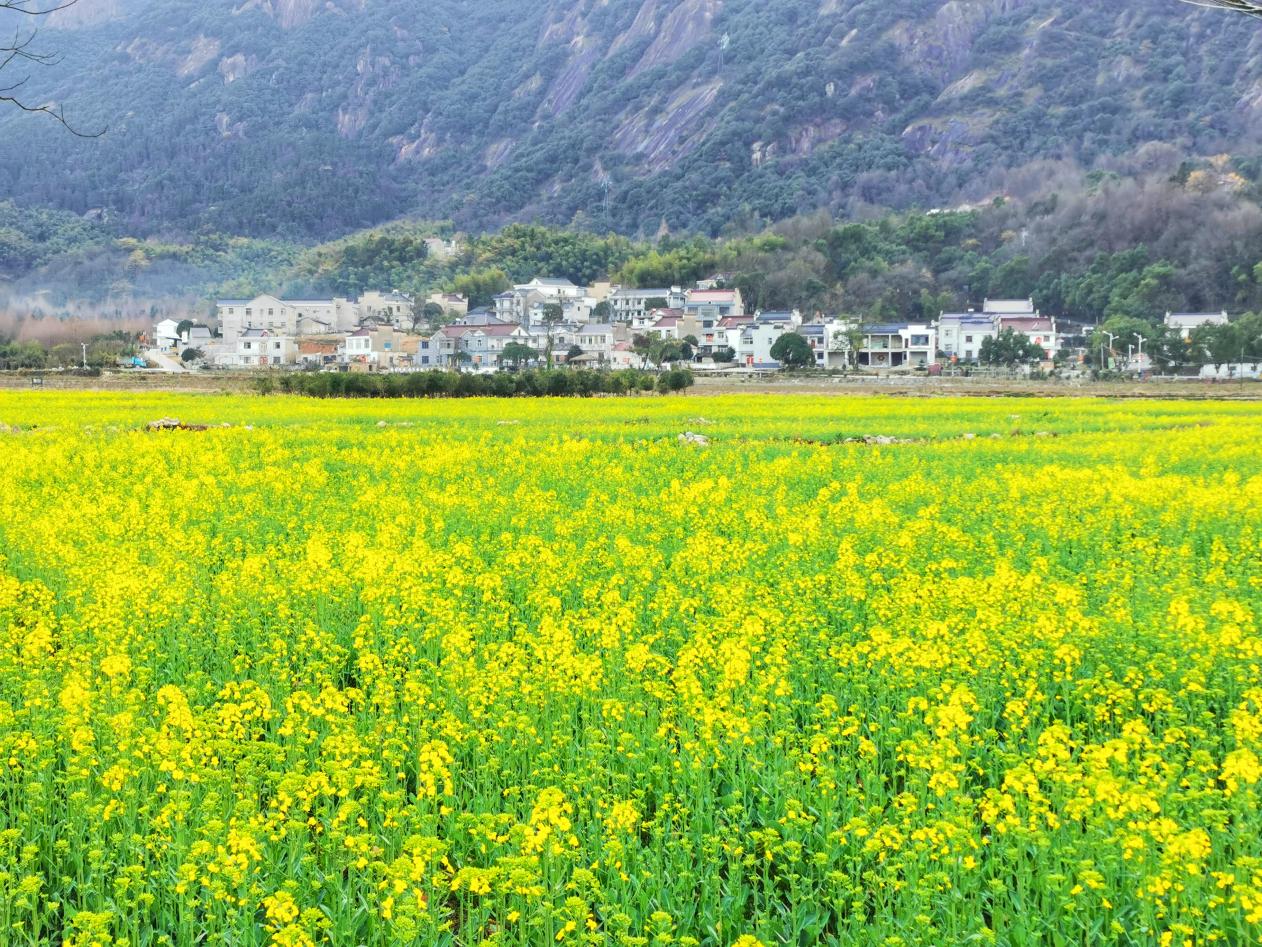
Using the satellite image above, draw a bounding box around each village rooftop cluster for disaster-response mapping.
[149,277,1235,376]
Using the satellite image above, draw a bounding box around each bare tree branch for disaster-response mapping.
[0,1,82,15]
[1180,0,1262,16]
[0,0,103,136]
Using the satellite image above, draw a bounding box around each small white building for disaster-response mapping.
[1165,311,1228,339]
[153,319,182,351]
[736,323,789,367]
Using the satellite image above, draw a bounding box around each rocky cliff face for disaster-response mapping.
[3,0,1260,237]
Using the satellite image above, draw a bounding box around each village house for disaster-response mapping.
[432,322,531,370]
[572,323,630,364]
[632,306,681,332]
[608,286,687,323]
[685,288,746,320]
[754,310,802,328]
[937,312,998,362]
[856,324,937,369]
[423,237,462,261]
[297,338,342,368]
[216,295,359,342]
[344,326,414,370]
[427,292,469,318]
[360,292,413,327]
[214,329,298,369]
[736,323,789,368]
[798,319,856,370]
[526,322,578,361]
[181,325,213,349]
[453,310,508,327]
[647,312,702,343]
[983,299,1060,358]
[1165,311,1228,339]
[495,277,586,325]
[153,319,182,351]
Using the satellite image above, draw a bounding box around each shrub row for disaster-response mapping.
[263,368,694,399]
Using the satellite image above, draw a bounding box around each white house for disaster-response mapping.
[153,319,182,351]
[798,319,858,370]
[574,323,628,363]
[216,295,359,342]
[609,286,687,323]
[431,322,532,370]
[1165,311,1228,339]
[214,329,298,368]
[937,312,998,362]
[736,323,788,367]
[857,324,937,369]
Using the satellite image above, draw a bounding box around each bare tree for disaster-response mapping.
[1,0,101,135]
[1181,0,1262,16]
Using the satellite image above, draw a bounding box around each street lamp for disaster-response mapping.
[1134,334,1147,375]
[1100,330,1117,371]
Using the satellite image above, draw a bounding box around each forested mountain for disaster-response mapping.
[2,0,1261,239]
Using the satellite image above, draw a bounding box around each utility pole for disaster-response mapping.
[1135,334,1147,377]
[81,342,88,370]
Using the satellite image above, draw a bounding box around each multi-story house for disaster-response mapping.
[798,319,857,370]
[736,323,788,367]
[360,292,413,328]
[647,312,702,342]
[344,326,413,370]
[857,324,937,369]
[608,286,687,323]
[937,312,998,362]
[983,298,1059,358]
[574,323,630,364]
[216,295,359,342]
[214,329,298,368]
[684,288,746,321]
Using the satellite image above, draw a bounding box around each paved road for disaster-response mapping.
[145,349,188,373]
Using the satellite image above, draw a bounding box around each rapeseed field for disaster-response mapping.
[0,391,1260,947]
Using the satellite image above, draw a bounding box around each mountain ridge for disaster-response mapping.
[2,0,1261,239]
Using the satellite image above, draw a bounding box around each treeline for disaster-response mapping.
[268,367,694,399]
[9,164,1262,329]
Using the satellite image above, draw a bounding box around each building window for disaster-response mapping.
[965,335,973,343]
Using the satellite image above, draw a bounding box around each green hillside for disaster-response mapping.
[0,0,1259,238]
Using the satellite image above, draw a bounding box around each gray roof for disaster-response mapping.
[612,287,672,297]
